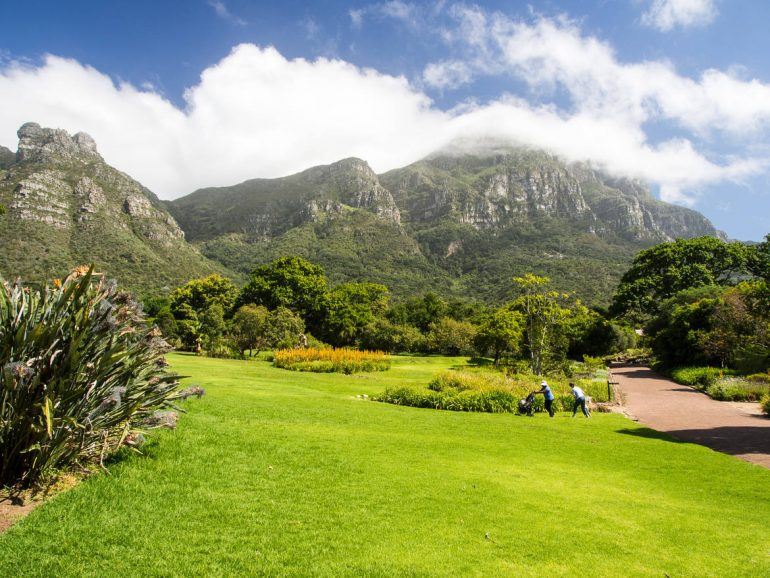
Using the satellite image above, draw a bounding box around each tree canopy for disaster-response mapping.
[610,237,752,320]
[238,256,328,332]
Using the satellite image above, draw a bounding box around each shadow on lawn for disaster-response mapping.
[617,425,770,459]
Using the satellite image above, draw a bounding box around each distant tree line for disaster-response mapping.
[145,256,636,374]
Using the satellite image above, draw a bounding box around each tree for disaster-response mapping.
[170,274,238,317]
[388,292,447,332]
[173,302,201,350]
[199,304,226,349]
[358,318,424,353]
[264,307,305,350]
[230,304,270,356]
[238,257,328,333]
[749,234,770,281]
[611,237,752,320]
[511,274,572,375]
[154,307,178,340]
[323,282,389,346]
[643,284,727,367]
[474,308,524,365]
[427,317,478,356]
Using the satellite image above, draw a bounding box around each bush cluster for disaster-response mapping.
[0,268,183,489]
[670,366,769,402]
[273,348,390,374]
[761,393,770,416]
[704,380,769,402]
[670,367,735,387]
[377,369,609,414]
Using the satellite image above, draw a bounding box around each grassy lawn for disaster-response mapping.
[1,353,768,576]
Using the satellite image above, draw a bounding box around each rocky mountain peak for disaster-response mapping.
[300,157,401,224]
[16,122,102,164]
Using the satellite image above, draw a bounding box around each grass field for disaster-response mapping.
[0,354,768,576]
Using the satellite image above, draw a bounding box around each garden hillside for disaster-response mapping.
[1,354,768,576]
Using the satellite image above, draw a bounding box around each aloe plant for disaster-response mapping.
[0,267,182,489]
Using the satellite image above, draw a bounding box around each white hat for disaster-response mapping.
[541,380,548,386]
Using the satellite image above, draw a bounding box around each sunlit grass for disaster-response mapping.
[0,353,768,576]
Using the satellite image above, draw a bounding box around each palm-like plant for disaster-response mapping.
[0,267,182,489]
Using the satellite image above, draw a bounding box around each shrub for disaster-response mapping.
[274,347,390,374]
[378,370,610,414]
[746,373,770,384]
[670,367,736,388]
[0,268,182,490]
[761,393,770,416]
[706,378,769,402]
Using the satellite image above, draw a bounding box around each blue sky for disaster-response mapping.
[1,0,769,240]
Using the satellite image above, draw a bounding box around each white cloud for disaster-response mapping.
[641,0,717,32]
[417,11,770,201]
[207,0,247,26]
[348,1,419,28]
[0,34,765,205]
[349,9,364,29]
[379,1,417,23]
[422,60,473,90]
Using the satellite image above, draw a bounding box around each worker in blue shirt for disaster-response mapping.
[570,382,591,418]
[535,380,555,417]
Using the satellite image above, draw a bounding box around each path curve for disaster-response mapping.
[612,365,770,469]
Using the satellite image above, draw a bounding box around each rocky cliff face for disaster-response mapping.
[380,149,719,243]
[170,157,401,242]
[3,123,185,246]
[0,123,224,291]
[381,151,594,229]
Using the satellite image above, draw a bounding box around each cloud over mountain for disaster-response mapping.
[0,12,766,205]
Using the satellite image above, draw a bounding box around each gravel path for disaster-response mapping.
[612,365,770,469]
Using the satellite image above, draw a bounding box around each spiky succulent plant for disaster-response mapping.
[0,266,182,489]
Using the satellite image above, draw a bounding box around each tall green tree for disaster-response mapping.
[426,317,478,356]
[170,274,238,316]
[387,292,447,331]
[238,257,328,333]
[199,304,226,349]
[474,308,524,365]
[511,274,572,375]
[230,304,270,356]
[611,237,752,320]
[323,282,389,346]
[264,307,305,350]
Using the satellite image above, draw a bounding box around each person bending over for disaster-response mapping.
[535,380,555,418]
[570,382,591,418]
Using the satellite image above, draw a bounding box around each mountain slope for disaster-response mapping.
[0,123,230,293]
[170,147,721,305]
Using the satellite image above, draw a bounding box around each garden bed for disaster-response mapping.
[273,347,390,374]
[376,368,611,413]
[670,367,770,402]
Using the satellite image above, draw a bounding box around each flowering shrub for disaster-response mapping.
[274,347,390,374]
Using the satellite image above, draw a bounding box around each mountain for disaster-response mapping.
[170,158,450,295]
[170,147,721,305]
[0,122,721,304]
[0,123,229,294]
